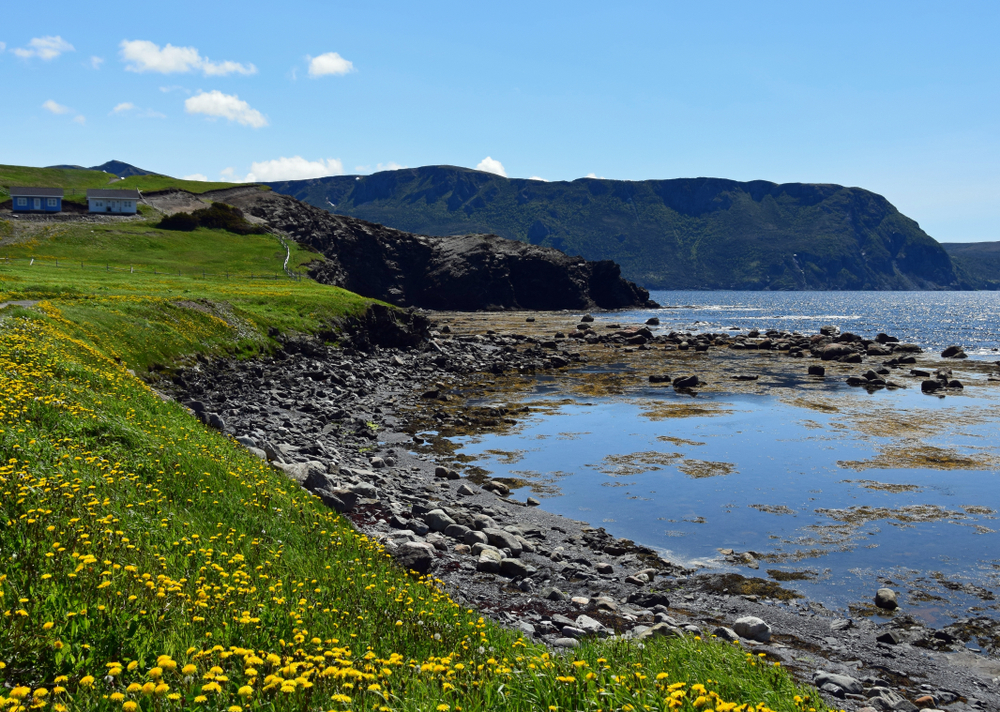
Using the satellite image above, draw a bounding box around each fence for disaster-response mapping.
[0,255,302,282]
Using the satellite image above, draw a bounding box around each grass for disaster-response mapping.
[0,164,247,205]
[0,202,837,711]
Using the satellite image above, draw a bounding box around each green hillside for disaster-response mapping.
[943,241,1000,289]
[0,164,242,204]
[268,166,963,291]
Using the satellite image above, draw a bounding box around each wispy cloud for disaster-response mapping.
[476,156,507,177]
[72,115,86,125]
[183,173,208,181]
[42,99,71,115]
[159,85,190,94]
[584,172,606,179]
[120,40,256,76]
[0,42,6,53]
[14,36,74,60]
[90,56,104,69]
[307,52,354,78]
[111,102,166,118]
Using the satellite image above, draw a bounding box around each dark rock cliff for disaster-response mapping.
[216,188,655,311]
[267,166,965,291]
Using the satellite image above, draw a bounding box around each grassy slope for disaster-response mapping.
[269,167,958,290]
[0,208,833,712]
[0,164,244,203]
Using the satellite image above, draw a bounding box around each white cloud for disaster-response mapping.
[111,102,166,118]
[72,115,86,125]
[90,56,103,69]
[14,36,74,60]
[584,172,606,179]
[184,90,267,128]
[183,173,209,181]
[0,42,6,53]
[376,162,406,172]
[120,39,256,76]
[220,167,236,179]
[308,52,354,77]
[241,156,344,182]
[42,99,71,114]
[476,156,507,177]
[528,176,547,181]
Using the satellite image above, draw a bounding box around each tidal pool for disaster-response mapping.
[450,379,1000,625]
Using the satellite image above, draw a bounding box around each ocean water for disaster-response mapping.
[447,292,1000,625]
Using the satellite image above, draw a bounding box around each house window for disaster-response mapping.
[17,197,27,206]
[47,198,57,207]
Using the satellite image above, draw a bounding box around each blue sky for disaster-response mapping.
[2,1,999,242]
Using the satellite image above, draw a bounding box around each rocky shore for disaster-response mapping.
[150,307,1000,712]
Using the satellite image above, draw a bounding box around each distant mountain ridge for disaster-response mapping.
[46,160,159,178]
[267,166,965,291]
[943,242,1000,289]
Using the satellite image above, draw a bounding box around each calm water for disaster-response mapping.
[448,292,1000,625]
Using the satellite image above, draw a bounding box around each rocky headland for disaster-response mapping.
[146,187,656,311]
[149,304,1000,712]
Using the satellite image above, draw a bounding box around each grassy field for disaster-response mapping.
[0,198,835,711]
[0,164,245,204]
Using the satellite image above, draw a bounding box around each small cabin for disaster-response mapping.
[87,188,140,214]
[10,187,64,213]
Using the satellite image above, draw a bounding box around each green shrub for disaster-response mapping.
[157,212,199,231]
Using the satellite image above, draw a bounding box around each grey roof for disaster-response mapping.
[87,188,141,199]
[10,186,64,197]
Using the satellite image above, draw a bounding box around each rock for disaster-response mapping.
[876,630,903,645]
[560,626,587,639]
[733,616,772,642]
[627,591,670,608]
[875,587,899,610]
[672,375,700,389]
[552,637,580,648]
[731,374,758,381]
[625,573,649,585]
[235,435,258,448]
[424,509,457,532]
[876,332,899,344]
[921,380,942,393]
[581,314,595,322]
[819,682,846,699]
[830,618,853,632]
[464,530,489,546]
[649,374,671,383]
[595,562,614,574]
[483,528,522,556]
[246,446,267,461]
[515,620,535,636]
[948,379,963,389]
[820,325,841,336]
[434,465,451,479]
[846,376,867,386]
[396,541,435,575]
[206,412,226,430]
[348,482,377,499]
[542,587,568,602]
[646,317,660,325]
[712,626,740,642]
[814,671,863,695]
[471,543,503,558]
[575,615,607,635]
[443,523,472,541]
[369,456,385,468]
[476,556,501,574]
[821,344,855,360]
[941,345,967,359]
[457,483,477,496]
[526,496,541,506]
[499,558,535,579]
[483,480,511,496]
[570,596,590,606]
[454,544,471,555]
[912,695,937,709]
[407,519,430,536]
[635,623,682,640]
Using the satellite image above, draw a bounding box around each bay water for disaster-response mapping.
[448,292,1000,625]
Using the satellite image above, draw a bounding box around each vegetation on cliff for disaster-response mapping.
[268,166,962,291]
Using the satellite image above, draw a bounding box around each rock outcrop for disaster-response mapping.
[210,187,656,311]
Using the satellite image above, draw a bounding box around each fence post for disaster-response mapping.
[30,258,34,266]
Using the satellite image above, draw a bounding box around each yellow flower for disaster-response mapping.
[79,676,95,688]
[182,664,197,675]
[436,705,450,712]
[110,693,125,702]
[123,703,138,712]
[42,622,54,630]
[237,685,253,698]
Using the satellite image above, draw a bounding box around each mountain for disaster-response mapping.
[267,166,963,291]
[45,160,159,178]
[943,242,1000,289]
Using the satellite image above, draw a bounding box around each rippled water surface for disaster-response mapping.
[448,292,1000,624]
[625,290,1000,359]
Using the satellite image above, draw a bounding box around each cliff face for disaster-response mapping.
[267,166,963,291]
[943,242,1000,290]
[216,188,655,311]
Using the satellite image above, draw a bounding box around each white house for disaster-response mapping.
[87,188,140,214]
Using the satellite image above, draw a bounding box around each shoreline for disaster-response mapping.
[151,308,1000,711]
